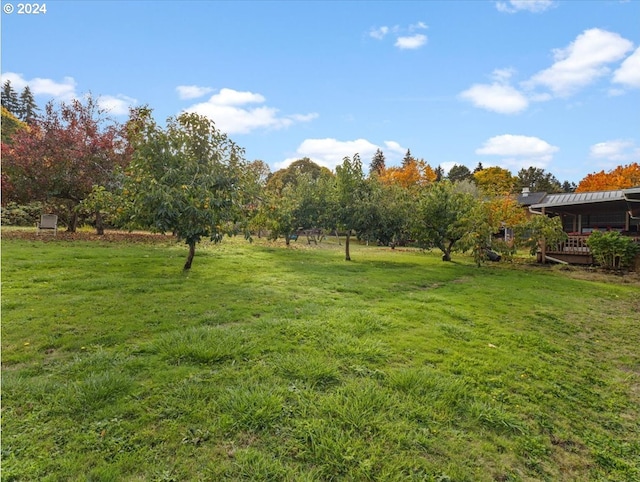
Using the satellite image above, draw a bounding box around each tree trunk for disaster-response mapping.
[442,251,452,261]
[184,241,196,270]
[345,231,351,261]
[67,210,78,233]
[95,211,104,235]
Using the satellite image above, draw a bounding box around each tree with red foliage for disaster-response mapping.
[1,96,129,231]
[576,163,640,192]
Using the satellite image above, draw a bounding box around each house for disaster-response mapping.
[527,187,640,264]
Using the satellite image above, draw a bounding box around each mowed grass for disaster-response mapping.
[2,232,639,481]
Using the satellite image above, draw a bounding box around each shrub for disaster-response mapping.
[587,231,640,269]
[0,202,46,226]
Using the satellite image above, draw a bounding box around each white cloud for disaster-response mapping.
[97,94,137,116]
[176,85,214,100]
[612,47,640,89]
[370,23,428,50]
[1,72,77,101]
[589,139,640,163]
[459,83,529,114]
[275,138,406,171]
[524,28,633,97]
[476,134,559,169]
[496,0,555,13]
[183,88,317,135]
[383,140,406,156]
[395,34,428,50]
[369,26,389,40]
[409,22,428,31]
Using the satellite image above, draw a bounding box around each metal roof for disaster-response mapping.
[530,189,625,209]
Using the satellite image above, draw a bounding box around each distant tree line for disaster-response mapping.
[2,93,639,268]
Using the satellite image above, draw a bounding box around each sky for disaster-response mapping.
[2,0,639,183]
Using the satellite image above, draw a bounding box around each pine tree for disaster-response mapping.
[18,86,39,123]
[369,149,386,176]
[435,165,444,182]
[401,149,414,168]
[1,80,20,116]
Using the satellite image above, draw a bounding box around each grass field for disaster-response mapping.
[2,230,639,481]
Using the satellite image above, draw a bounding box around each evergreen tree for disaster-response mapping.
[18,86,39,123]
[473,162,484,173]
[401,149,414,168]
[561,180,577,193]
[369,148,386,176]
[435,165,444,182]
[447,164,473,183]
[1,80,20,116]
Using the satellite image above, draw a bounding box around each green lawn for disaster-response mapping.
[2,231,639,481]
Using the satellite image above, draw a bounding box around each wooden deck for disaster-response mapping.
[544,235,593,264]
[541,234,640,265]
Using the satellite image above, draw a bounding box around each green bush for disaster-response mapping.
[0,202,46,226]
[587,231,640,269]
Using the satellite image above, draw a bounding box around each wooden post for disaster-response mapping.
[625,211,630,232]
[540,207,546,264]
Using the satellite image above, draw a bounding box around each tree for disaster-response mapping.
[18,86,39,123]
[334,154,377,261]
[434,165,444,182]
[123,108,248,270]
[515,167,562,193]
[412,181,477,261]
[1,96,128,231]
[401,149,414,168]
[1,106,26,144]
[514,215,567,258]
[447,164,473,183]
[473,162,484,173]
[561,180,577,193]
[462,195,528,265]
[367,180,413,247]
[1,80,20,116]
[473,166,516,195]
[369,148,386,177]
[576,163,640,192]
[378,159,437,189]
[265,157,330,193]
[257,168,333,245]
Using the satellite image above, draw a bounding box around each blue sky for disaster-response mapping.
[2,0,639,183]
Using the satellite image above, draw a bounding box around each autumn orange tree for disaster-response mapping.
[378,159,437,189]
[576,163,640,192]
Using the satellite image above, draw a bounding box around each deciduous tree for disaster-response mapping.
[1,96,128,231]
[123,108,249,270]
[412,181,477,261]
[334,154,378,261]
[378,159,437,189]
[474,166,516,195]
[576,163,640,192]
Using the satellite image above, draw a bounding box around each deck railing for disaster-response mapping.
[547,234,640,254]
[547,235,591,255]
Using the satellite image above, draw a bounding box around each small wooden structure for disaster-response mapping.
[529,188,640,265]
